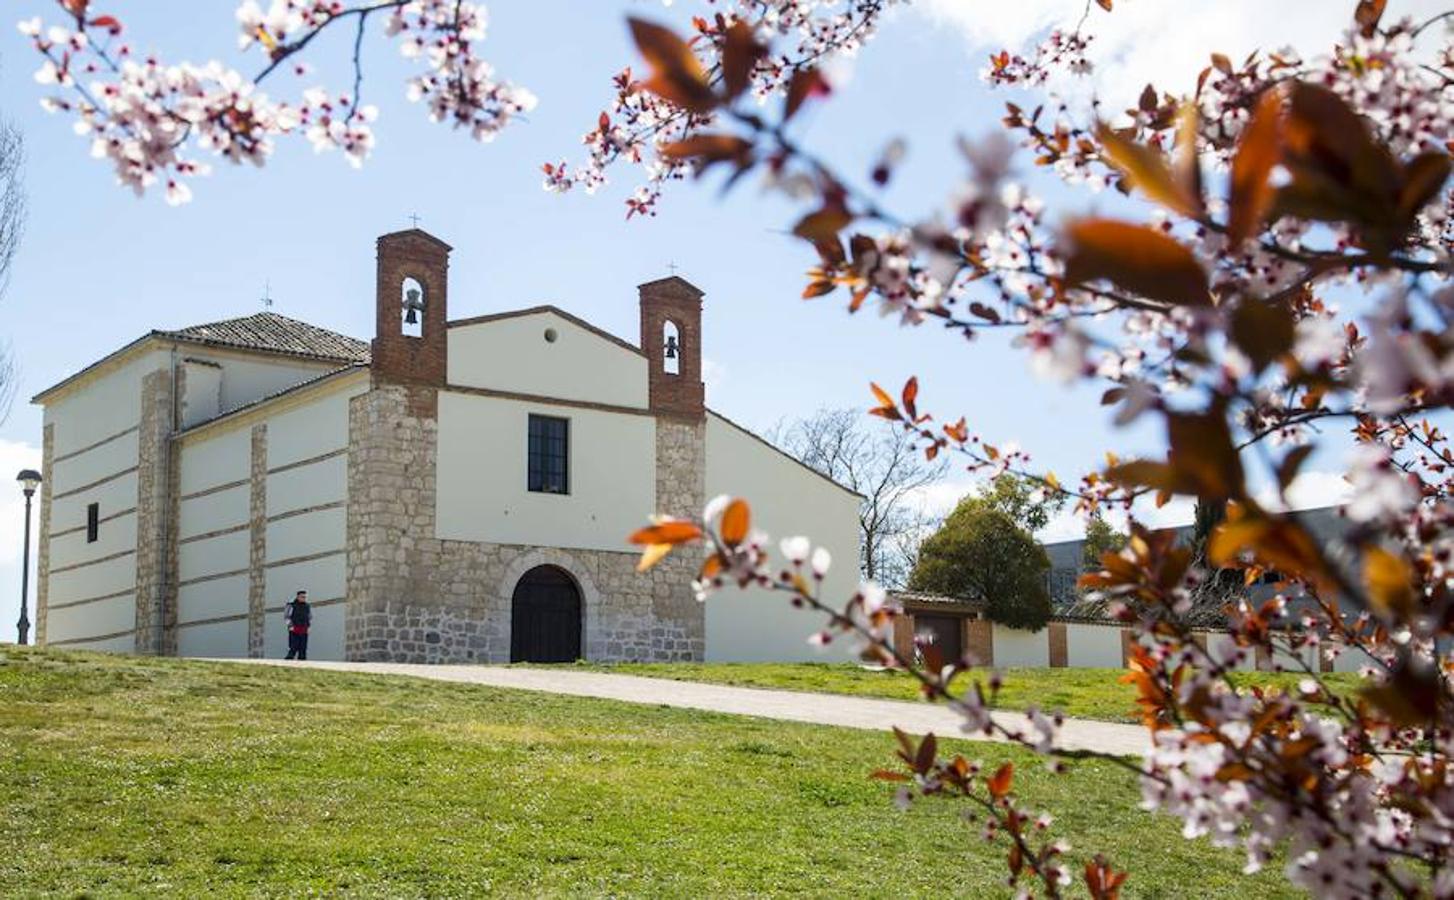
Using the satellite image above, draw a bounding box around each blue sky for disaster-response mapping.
[0,0,1436,640]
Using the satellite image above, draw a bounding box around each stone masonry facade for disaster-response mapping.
[344,382,705,664]
[247,424,268,657]
[134,368,175,655]
[34,423,53,645]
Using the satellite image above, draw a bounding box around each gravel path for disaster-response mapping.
[217,658,1150,756]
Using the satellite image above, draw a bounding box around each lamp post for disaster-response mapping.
[16,469,40,646]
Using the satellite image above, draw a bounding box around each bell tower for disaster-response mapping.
[372,229,451,386]
[639,275,705,418]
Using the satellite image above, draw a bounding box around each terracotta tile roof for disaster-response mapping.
[890,590,986,612]
[163,312,369,363]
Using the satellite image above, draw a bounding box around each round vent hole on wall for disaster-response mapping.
[544,327,559,343]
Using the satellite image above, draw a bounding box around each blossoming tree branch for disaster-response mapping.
[20,0,1454,896]
[618,1,1454,896]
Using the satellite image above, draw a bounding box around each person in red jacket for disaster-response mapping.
[283,590,312,660]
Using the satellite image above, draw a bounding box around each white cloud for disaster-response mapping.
[1256,468,1353,513]
[915,0,1448,108]
[903,477,974,518]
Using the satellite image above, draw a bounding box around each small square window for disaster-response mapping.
[86,502,100,543]
[527,415,569,495]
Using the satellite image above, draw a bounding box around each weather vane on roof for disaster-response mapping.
[261,280,274,311]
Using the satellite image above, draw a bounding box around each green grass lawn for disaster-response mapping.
[555,661,1362,724]
[0,648,1297,897]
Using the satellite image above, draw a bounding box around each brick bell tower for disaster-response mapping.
[638,275,705,418]
[372,229,451,385]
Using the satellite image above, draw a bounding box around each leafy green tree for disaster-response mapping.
[1080,513,1127,571]
[909,500,1051,631]
[974,474,1063,534]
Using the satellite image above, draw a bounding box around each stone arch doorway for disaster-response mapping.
[509,565,583,663]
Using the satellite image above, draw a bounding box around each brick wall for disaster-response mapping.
[371,229,450,387]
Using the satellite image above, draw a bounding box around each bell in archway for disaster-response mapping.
[664,334,679,359]
[403,287,424,325]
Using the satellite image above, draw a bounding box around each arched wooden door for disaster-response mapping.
[509,565,583,663]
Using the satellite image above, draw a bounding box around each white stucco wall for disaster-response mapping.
[702,413,862,662]
[447,310,649,409]
[47,593,137,641]
[265,387,359,467]
[176,618,248,658]
[1331,642,1373,673]
[39,349,171,649]
[1064,623,1124,667]
[435,391,657,553]
[180,360,222,428]
[173,378,356,659]
[50,630,136,653]
[179,428,249,495]
[46,348,167,459]
[1272,641,1320,672]
[176,424,251,642]
[181,350,339,415]
[993,624,1051,667]
[1206,633,1257,671]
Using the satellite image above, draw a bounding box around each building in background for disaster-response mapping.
[890,506,1360,672]
[32,229,861,664]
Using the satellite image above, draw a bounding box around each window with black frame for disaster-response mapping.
[527,414,569,494]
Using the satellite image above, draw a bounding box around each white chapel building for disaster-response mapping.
[32,229,860,663]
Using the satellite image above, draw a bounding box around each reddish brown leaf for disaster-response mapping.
[1172,102,1203,215]
[720,498,750,547]
[1167,410,1244,500]
[1275,445,1315,492]
[986,762,1014,799]
[868,382,901,420]
[901,377,919,420]
[913,733,938,773]
[1096,125,1201,217]
[785,67,830,120]
[1364,546,1416,619]
[629,17,718,113]
[629,17,705,83]
[88,14,121,33]
[969,301,1001,323]
[697,554,723,581]
[1355,0,1388,37]
[1362,662,1439,727]
[659,134,753,162]
[1398,151,1451,221]
[792,207,852,243]
[628,520,704,546]
[1277,83,1401,241]
[1227,87,1284,246]
[802,280,836,299]
[643,71,718,114]
[1230,300,1294,371]
[1063,218,1210,307]
[1105,459,1193,495]
[719,20,766,100]
[1137,83,1157,113]
[1085,854,1128,900]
